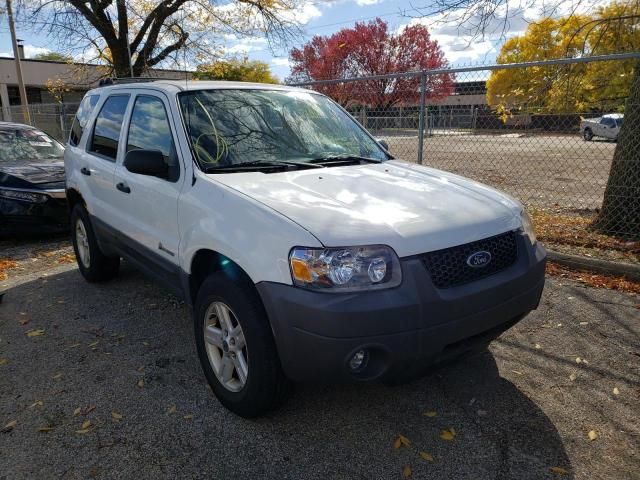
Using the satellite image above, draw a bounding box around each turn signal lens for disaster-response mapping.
[291,258,313,283]
[289,245,401,292]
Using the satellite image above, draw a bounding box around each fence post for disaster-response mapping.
[417,72,427,165]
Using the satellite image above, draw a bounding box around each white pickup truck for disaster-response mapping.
[580,113,624,141]
[64,79,546,417]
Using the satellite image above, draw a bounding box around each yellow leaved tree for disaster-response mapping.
[486,1,639,116]
[195,58,279,83]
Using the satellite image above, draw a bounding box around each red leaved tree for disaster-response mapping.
[287,19,454,109]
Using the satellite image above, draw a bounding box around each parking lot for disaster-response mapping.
[384,133,616,211]
[1,258,638,479]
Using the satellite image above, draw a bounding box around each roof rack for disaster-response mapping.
[97,77,180,86]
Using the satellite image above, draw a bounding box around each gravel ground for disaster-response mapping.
[1,258,638,480]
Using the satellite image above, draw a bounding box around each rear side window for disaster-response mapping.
[127,95,179,182]
[69,95,99,146]
[89,95,130,161]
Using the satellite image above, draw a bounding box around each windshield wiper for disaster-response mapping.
[308,154,383,165]
[203,159,323,173]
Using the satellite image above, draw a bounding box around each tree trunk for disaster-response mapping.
[592,62,640,239]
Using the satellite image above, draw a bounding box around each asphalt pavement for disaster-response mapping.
[0,263,638,480]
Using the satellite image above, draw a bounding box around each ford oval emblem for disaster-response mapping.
[466,251,492,268]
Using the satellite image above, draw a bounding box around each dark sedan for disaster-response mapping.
[0,122,68,234]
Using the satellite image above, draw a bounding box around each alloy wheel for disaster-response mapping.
[203,301,248,392]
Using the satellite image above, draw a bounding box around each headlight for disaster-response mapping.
[520,209,537,245]
[0,189,49,203]
[289,245,402,292]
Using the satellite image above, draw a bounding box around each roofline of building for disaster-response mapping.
[0,56,195,74]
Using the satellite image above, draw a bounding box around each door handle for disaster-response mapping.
[80,167,91,176]
[116,182,131,194]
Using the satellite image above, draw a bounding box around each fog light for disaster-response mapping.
[349,349,369,372]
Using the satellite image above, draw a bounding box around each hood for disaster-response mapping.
[209,160,523,257]
[0,158,65,189]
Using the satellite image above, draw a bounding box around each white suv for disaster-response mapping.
[65,80,546,417]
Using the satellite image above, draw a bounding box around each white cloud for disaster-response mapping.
[0,44,52,59]
[355,0,382,5]
[272,57,291,67]
[281,1,322,24]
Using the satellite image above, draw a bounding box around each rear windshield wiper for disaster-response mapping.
[308,155,383,165]
[203,159,323,173]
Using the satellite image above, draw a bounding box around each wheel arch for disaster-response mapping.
[66,188,86,210]
[187,249,255,306]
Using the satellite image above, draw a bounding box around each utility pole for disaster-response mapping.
[6,0,31,124]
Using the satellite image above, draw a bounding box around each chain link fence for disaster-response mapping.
[1,102,80,143]
[289,53,640,242]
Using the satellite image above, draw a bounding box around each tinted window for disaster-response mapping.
[69,95,99,146]
[90,95,129,160]
[601,117,615,127]
[127,95,178,181]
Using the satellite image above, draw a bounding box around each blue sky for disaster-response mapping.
[0,0,607,81]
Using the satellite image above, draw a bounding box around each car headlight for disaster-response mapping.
[289,245,402,292]
[0,189,49,203]
[520,209,537,245]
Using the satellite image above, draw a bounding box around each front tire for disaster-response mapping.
[70,204,119,282]
[194,273,290,417]
[583,128,593,141]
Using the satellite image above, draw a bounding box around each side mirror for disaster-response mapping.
[124,149,168,178]
[376,138,389,151]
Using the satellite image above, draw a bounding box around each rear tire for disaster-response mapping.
[583,128,593,141]
[70,204,119,282]
[194,273,290,417]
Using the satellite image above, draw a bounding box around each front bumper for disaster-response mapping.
[257,233,546,383]
[0,195,68,234]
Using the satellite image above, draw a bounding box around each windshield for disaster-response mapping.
[179,89,387,169]
[0,128,64,162]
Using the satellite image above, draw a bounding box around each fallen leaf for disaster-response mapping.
[511,370,523,375]
[38,426,54,432]
[30,401,43,408]
[183,415,193,420]
[88,341,99,347]
[111,412,123,420]
[137,366,145,372]
[68,343,81,349]
[75,427,93,434]
[81,420,91,429]
[393,437,402,449]
[569,373,577,381]
[167,405,177,414]
[550,466,569,475]
[588,430,598,441]
[402,465,412,478]
[422,411,437,417]
[419,451,434,463]
[613,387,620,395]
[575,357,582,364]
[26,329,45,337]
[142,342,149,346]
[1,420,17,433]
[440,428,456,441]
[399,434,411,447]
[19,318,29,325]
[535,343,542,349]
[73,407,82,416]
[0,358,8,366]
[52,373,63,380]
[579,322,589,326]
[137,379,144,388]
[85,405,96,414]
